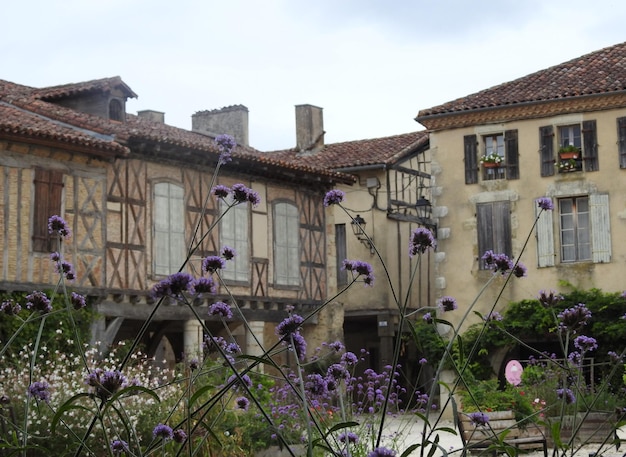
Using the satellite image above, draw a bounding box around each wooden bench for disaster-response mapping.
[457,411,548,457]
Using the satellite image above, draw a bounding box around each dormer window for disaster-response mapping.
[109,99,124,121]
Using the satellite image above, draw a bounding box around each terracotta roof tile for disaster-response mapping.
[263,131,429,170]
[0,78,352,183]
[417,41,626,120]
[31,76,138,100]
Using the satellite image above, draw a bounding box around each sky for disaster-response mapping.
[3,0,626,151]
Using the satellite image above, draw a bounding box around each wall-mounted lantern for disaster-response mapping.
[351,214,374,254]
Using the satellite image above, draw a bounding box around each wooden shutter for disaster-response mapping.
[590,193,611,263]
[33,168,64,252]
[535,197,555,267]
[154,183,185,275]
[505,129,519,180]
[220,201,249,282]
[617,117,626,168]
[582,120,598,171]
[477,201,511,269]
[274,202,300,286]
[464,135,478,184]
[335,224,347,286]
[539,126,555,177]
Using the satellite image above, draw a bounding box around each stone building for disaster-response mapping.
[415,41,626,349]
[0,77,353,368]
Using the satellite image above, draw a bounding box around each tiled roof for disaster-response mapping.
[32,76,138,100]
[417,41,626,120]
[0,77,353,184]
[263,131,429,170]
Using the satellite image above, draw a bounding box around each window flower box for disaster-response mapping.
[558,145,579,160]
[480,152,503,168]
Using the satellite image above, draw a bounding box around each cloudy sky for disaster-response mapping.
[3,1,626,151]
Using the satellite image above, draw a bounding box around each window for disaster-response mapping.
[273,202,300,286]
[109,99,124,121]
[32,168,64,252]
[476,201,511,269]
[335,224,347,286]
[220,199,249,282]
[559,196,590,262]
[535,194,611,266]
[153,182,185,275]
[540,121,598,176]
[464,130,519,184]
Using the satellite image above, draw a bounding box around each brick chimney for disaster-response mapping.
[192,105,249,147]
[137,110,165,123]
[295,104,324,154]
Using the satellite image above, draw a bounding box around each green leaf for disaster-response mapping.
[400,443,421,457]
[189,384,216,407]
[51,392,94,434]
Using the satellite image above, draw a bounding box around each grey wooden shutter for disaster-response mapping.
[617,117,626,168]
[220,200,249,281]
[335,224,347,286]
[464,134,478,184]
[477,201,511,269]
[33,168,64,252]
[590,193,611,263]
[535,197,555,267]
[154,183,185,275]
[274,202,300,286]
[505,129,519,180]
[582,120,598,171]
[539,126,555,177]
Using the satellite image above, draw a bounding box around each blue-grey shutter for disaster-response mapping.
[617,117,626,168]
[505,130,519,180]
[535,198,555,267]
[154,183,185,275]
[274,202,300,286]
[582,120,598,172]
[539,126,555,177]
[464,135,478,184]
[220,201,249,281]
[590,193,611,263]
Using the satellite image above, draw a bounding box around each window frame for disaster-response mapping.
[558,196,591,262]
[153,181,186,276]
[273,201,301,287]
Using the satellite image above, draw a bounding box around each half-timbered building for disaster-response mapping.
[0,77,353,368]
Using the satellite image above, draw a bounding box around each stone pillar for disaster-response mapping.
[183,320,204,359]
[246,321,265,372]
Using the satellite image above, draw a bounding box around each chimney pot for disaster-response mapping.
[192,105,249,147]
[137,110,165,123]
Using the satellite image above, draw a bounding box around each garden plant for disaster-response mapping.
[0,134,625,457]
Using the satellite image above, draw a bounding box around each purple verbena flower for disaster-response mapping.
[341,352,358,365]
[1,299,21,315]
[437,296,457,312]
[208,301,233,319]
[342,259,375,286]
[574,335,598,352]
[28,381,50,403]
[536,197,554,211]
[153,423,174,441]
[328,340,345,352]
[212,184,231,199]
[557,388,576,404]
[48,215,71,239]
[235,396,250,411]
[409,227,436,257]
[323,189,345,207]
[512,262,527,278]
[423,312,433,324]
[188,357,199,371]
[151,272,194,299]
[276,314,304,337]
[227,374,252,391]
[327,363,349,381]
[338,431,359,444]
[290,332,307,361]
[468,411,490,426]
[558,303,592,333]
[485,311,503,322]
[215,134,236,164]
[85,369,128,400]
[538,290,563,307]
[191,276,217,295]
[25,291,52,314]
[110,439,129,455]
[71,292,86,310]
[203,255,226,273]
[419,358,428,365]
[368,447,397,457]
[231,183,260,207]
[221,246,236,260]
[173,429,187,443]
